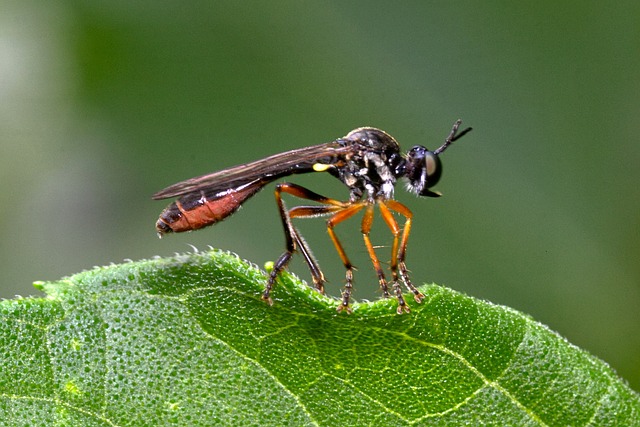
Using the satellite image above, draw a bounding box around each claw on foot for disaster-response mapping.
[396,303,411,314]
[261,293,274,306]
[314,282,326,294]
[336,303,353,314]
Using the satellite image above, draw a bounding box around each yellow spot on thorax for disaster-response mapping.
[312,163,332,172]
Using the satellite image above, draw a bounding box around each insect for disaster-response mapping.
[153,119,471,313]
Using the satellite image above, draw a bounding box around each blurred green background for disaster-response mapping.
[1,1,638,390]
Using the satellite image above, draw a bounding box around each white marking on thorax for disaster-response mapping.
[381,181,394,199]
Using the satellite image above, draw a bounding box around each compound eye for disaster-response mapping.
[424,151,442,187]
[405,146,443,197]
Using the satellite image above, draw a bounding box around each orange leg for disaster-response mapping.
[264,182,423,314]
[263,183,348,304]
[275,198,374,313]
[325,202,366,313]
[382,200,424,304]
[360,204,390,298]
[374,202,407,313]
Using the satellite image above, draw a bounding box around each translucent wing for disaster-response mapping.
[152,141,349,200]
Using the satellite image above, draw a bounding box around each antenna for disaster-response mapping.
[434,119,472,155]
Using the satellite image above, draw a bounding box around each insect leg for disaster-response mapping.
[263,185,296,305]
[360,204,392,299]
[381,200,425,306]
[377,202,404,285]
[291,229,326,292]
[324,202,366,313]
[279,201,366,314]
[264,183,347,304]
[374,202,409,313]
[267,223,324,298]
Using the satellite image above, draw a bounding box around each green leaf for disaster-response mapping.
[1,250,638,426]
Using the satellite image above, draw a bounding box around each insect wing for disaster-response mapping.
[152,141,348,200]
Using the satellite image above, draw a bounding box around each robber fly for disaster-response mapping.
[153,119,471,313]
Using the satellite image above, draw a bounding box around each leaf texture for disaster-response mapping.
[0,250,638,426]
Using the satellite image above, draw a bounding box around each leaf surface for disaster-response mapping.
[1,251,638,426]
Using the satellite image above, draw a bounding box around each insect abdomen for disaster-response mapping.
[156,184,263,236]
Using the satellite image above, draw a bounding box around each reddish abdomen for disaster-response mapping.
[156,184,262,235]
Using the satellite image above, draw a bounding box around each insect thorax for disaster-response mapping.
[338,128,405,201]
